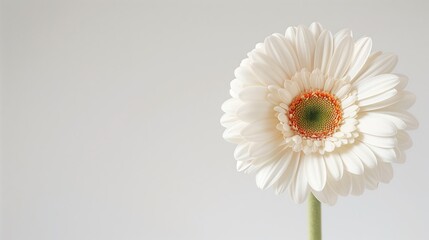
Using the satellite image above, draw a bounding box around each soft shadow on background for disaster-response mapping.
[1,0,428,239]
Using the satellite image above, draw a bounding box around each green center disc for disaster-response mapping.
[288,91,342,139]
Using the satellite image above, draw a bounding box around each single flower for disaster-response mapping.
[221,22,417,205]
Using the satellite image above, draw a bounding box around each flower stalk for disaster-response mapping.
[308,193,321,240]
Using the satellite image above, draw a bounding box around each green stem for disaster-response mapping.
[308,193,322,240]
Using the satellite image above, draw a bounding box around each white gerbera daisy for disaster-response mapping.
[221,22,417,205]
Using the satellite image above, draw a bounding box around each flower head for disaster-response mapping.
[221,22,417,204]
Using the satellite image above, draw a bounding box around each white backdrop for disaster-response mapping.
[1,0,428,239]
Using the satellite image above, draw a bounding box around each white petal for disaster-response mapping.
[340,148,364,175]
[312,184,338,205]
[359,134,397,148]
[277,88,293,104]
[328,36,354,79]
[283,80,301,97]
[310,69,324,89]
[370,111,418,130]
[324,140,336,153]
[350,143,377,169]
[341,94,357,109]
[267,93,282,105]
[285,26,297,47]
[323,76,335,92]
[358,89,397,108]
[324,153,344,181]
[251,144,287,167]
[359,92,403,111]
[378,162,393,183]
[237,160,252,172]
[334,28,352,45]
[364,142,397,163]
[329,173,351,196]
[243,164,263,174]
[357,114,397,137]
[256,150,293,189]
[333,131,345,138]
[296,25,315,70]
[238,86,268,101]
[354,53,398,83]
[313,30,333,74]
[350,174,365,196]
[309,22,324,40]
[230,88,239,99]
[304,154,327,191]
[222,122,246,143]
[230,79,243,91]
[298,69,311,90]
[289,158,309,203]
[334,83,351,99]
[221,98,242,114]
[364,167,380,190]
[397,130,412,150]
[330,77,345,93]
[234,142,252,161]
[265,34,299,78]
[237,101,274,122]
[275,151,301,194]
[344,117,358,125]
[391,148,405,164]
[241,119,278,141]
[384,91,415,110]
[248,139,283,159]
[394,75,409,90]
[356,74,400,100]
[340,122,356,133]
[347,37,372,80]
[234,64,261,86]
[251,60,284,87]
[220,114,238,128]
[395,147,407,162]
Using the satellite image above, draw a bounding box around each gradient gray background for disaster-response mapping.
[1,0,428,239]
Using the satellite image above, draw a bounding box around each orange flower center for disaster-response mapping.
[288,90,342,139]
